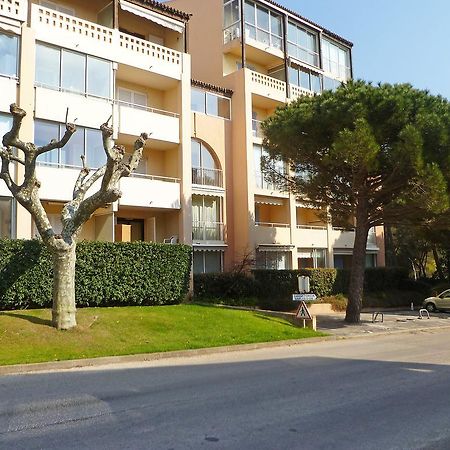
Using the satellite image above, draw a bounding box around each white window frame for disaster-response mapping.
[117,87,148,108]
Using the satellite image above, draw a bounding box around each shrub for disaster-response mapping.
[193,273,257,299]
[0,240,192,310]
[318,294,348,312]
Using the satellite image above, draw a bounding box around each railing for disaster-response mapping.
[255,222,289,228]
[252,120,264,138]
[297,224,327,230]
[116,100,179,118]
[118,32,181,66]
[130,172,180,184]
[35,83,113,102]
[32,5,182,77]
[223,23,240,44]
[0,0,27,21]
[290,84,314,99]
[251,71,286,94]
[192,167,223,188]
[192,222,224,241]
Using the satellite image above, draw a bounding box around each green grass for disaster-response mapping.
[0,305,324,366]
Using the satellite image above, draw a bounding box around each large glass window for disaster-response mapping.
[289,65,322,93]
[35,44,112,98]
[253,144,285,190]
[244,1,283,50]
[192,195,223,241]
[256,250,290,270]
[0,33,19,77]
[223,0,240,43]
[298,248,327,269]
[191,88,231,119]
[0,197,13,238]
[35,120,105,168]
[322,38,351,81]
[287,22,319,67]
[0,114,12,143]
[193,250,223,274]
[192,139,222,187]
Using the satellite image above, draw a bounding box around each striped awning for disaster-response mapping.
[257,244,294,252]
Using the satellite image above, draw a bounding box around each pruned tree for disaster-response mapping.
[262,81,450,324]
[1,104,149,330]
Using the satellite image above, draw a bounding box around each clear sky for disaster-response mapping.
[278,0,450,99]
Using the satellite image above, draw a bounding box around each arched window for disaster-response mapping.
[191,139,223,187]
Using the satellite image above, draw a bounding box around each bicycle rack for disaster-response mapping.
[418,309,430,319]
[372,312,384,323]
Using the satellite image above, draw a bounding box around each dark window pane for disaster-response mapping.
[35,121,59,164]
[0,197,12,237]
[191,89,205,113]
[206,93,219,116]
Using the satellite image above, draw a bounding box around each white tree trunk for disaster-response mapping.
[51,244,77,330]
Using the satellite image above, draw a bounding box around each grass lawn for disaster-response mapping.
[0,304,324,366]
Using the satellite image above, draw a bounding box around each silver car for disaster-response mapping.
[423,289,450,312]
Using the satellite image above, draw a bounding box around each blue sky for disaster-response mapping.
[278,0,450,99]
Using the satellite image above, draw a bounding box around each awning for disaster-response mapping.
[255,196,284,206]
[0,18,21,34]
[257,244,294,252]
[120,0,185,34]
[193,245,227,252]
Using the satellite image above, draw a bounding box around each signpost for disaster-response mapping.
[294,275,316,329]
[292,293,317,302]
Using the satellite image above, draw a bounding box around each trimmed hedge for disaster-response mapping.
[194,267,410,311]
[0,239,192,310]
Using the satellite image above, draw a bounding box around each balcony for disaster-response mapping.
[116,102,180,144]
[331,227,355,248]
[250,71,286,103]
[119,174,180,209]
[192,222,224,242]
[254,222,291,245]
[289,84,314,101]
[192,167,223,188]
[31,4,183,80]
[0,0,27,22]
[294,225,328,248]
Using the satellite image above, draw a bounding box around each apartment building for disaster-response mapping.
[0,0,385,274]
[0,0,192,245]
[170,0,385,271]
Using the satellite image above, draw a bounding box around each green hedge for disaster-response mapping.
[0,240,192,310]
[194,267,410,311]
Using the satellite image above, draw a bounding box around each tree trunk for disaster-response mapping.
[432,246,445,280]
[345,221,369,324]
[51,243,77,330]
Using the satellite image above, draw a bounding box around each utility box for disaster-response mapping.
[298,276,310,293]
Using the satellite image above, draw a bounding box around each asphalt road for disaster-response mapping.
[2,330,450,450]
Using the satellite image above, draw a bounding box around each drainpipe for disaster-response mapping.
[283,14,290,98]
[240,0,246,68]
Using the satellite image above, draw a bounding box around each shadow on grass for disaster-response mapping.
[0,312,53,327]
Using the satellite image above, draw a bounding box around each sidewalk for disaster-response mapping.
[317,310,450,337]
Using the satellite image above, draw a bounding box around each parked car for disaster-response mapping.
[423,289,450,312]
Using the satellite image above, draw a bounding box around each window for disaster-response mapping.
[289,65,322,93]
[253,144,284,190]
[35,120,106,168]
[0,33,18,78]
[117,87,147,108]
[323,76,341,92]
[256,250,290,270]
[322,38,351,81]
[0,197,13,238]
[0,114,12,142]
[244,1,283,50]
[298,248,326,269]
[193,250,223,274]
[191,139,222,187]
[192,195,223,241]
[287,22,318,67]
[40,0,75,15]
[35,44,112,98]
[223,0,240,43]
[191,88,231,119]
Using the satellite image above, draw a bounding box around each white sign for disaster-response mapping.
[298,276,310,293]
[296,301,312,320]
[292,293,317,302]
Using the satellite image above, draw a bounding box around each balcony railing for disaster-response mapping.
[251,71,286,94]
[192,167,223,188]
[31,5,183,79]
[192,222,224,241]
[297,224,327,230]
[255,222,289,228]
[0,0,27,21]
[290,84,314,100]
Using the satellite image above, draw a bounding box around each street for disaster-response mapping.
[1,330,450,449]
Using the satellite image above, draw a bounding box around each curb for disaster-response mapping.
[2,324,450,376]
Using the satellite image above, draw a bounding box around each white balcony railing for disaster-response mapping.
[255,222,289,228]
[0,0,27,22]
[290,84,314,100]
[250,71,286,102]
[296,224,327,230]
[31,5,183,80]
[192,222,224,241]
[192,167,223,188]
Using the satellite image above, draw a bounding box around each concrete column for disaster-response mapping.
[326,221,334,268]
[289,193,298,269]
[15,24,36,239]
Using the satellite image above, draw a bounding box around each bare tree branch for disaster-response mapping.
[2,104,29,153]
[37,122,76,156]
